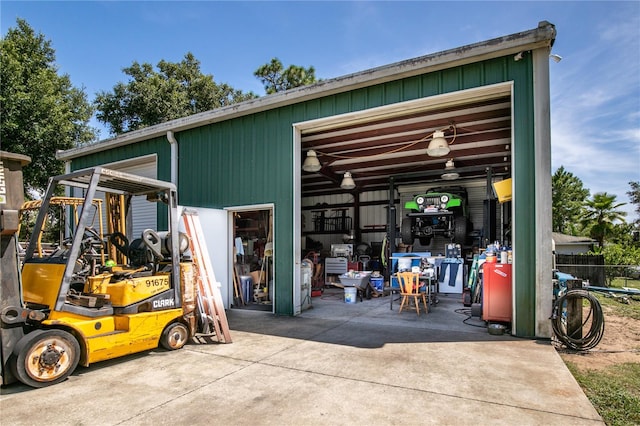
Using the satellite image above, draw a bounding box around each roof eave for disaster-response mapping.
[57,21,556,161]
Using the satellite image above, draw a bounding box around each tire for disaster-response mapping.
[453,215,468,243]
[160,322,189,350]
[418,237,432,246]
[12,329,80,388]
[401,218,415,245]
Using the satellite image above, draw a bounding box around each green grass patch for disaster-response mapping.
[566,362,640,426]
[591,290,640,320]
[610,278,640,291]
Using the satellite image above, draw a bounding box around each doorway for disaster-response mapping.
[230,206,274,312]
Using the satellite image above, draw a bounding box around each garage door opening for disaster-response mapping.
[295,84,514,331]
[230,207,274,312]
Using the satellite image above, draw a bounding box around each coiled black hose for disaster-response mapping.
[552,289,605,351]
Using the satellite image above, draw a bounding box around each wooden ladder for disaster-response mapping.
[181,209,232,343]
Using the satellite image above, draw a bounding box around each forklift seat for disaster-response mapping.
[128,238,153,268]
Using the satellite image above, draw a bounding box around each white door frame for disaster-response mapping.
[225,204,275,313]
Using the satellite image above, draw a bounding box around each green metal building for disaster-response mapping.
[58,22,557,338]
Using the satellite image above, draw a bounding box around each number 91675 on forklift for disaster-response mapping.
[1,152,219,388]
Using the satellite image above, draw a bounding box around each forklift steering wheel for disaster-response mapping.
[83,227,103,246]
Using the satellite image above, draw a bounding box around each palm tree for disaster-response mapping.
[580,192,627,247]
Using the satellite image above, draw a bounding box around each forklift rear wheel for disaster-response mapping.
[12,329,80,388]
[160,322,189,350]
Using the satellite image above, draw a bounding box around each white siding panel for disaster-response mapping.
[72,157,158,241]
[116,160,158,238]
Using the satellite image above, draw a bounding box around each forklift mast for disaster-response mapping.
[0,151,32,385]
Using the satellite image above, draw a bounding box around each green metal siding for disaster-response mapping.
[70,56,539,329]
[511,55,537,337]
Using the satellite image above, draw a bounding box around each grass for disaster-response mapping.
[566,362,640,426]
[562,279,640,425]
[610,277,640,291]
[593,278,640,320]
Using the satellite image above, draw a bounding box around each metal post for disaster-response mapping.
[0,151,31,386]
[385,177,396,283]
[566,279,583,341]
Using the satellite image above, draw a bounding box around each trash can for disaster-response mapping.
[370,276,384,293]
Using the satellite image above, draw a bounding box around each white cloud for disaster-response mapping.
[550,8,640,222]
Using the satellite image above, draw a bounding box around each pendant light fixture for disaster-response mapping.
[426,130,451,157]
[302,150,322,172]
[340,171,356,189]
[441,159,460,180]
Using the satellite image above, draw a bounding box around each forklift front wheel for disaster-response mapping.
[12,329,80,388]
[160,322,190,350]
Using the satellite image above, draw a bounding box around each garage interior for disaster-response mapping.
[231,208,274,311]
[299,91,514,321]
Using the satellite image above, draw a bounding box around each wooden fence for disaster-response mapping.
[555,254,606,285]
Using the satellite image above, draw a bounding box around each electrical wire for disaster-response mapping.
[312,124,456,161]
[551,289,605,351]
[455,308,487,328]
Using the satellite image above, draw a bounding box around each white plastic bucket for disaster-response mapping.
[344,287,357,304]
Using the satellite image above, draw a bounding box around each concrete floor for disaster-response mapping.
[0,288,603,425]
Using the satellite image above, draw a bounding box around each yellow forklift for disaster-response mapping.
[1,157,203,387]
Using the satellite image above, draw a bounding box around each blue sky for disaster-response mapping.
[2,1,639,221]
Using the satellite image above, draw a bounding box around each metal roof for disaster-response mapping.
[54,167,176,196]
[552,232,596,245]
[57,21,556,162]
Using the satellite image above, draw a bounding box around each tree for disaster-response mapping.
[608,222,638,247]
[580,192,627,247]
[552,166,590,234]
[590,243,640,285]
[94,53,257,135]
[1,19,96,194]
[627,181,640,226]
[254,58,318,94]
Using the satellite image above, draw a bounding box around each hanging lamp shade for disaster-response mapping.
[340,171,356,189]
[441,159,459,180]
[302,150,322,172]
[426,130,450,157]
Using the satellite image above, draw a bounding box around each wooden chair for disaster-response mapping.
[397,272,428,315]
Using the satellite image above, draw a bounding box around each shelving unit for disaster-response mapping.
[311,209,352,233]
[302,198,400,236]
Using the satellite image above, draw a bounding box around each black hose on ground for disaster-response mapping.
[552,289,605,351]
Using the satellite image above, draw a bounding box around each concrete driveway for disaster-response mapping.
[0,290,603,425]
